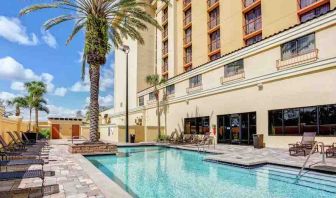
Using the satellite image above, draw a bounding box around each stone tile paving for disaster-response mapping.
[0,141,105,198]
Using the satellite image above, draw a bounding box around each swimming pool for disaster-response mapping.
[86,146,336,198]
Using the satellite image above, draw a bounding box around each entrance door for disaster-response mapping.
[230,115,241,144]
[72,125,80,139]
[52,124,60,139]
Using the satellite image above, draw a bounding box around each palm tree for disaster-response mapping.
[7,97,28,116]
[24,81,48,132]
[146,74,166,137]
[20,0,163,143]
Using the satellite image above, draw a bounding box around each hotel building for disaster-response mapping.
[100,0,336,148]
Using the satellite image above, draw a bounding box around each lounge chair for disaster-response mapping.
[168,131,178,144]
[326,143,336,158]
[0,135,47,160]
[289,132,317,156]
[6,132,47,153]
[0,159,44,172]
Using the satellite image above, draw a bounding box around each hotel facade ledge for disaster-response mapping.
[276,49,319,70]
[220,72,245,84]
[138,57,336,110]
[186,85,203,94]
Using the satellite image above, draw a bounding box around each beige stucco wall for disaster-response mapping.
[49,119,82,139]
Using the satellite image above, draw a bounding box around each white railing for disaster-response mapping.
[186,85,203,94]
[220,72,245,84]
[277,49,318,70]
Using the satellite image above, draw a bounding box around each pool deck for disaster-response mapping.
[2,140,336,197]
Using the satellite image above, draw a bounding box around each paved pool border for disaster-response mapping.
[73,154,132,198]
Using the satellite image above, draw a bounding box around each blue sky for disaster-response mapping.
[0,1,115,120]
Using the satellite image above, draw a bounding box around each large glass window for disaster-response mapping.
[184,117,209,135]
[189,75,202,88]
[281,34,315,60]
[149,92,155,101]
[224,59,244,77]
[300,3,330,22]
[138,96,144,106]
[166,84,175,95]
[269,104,336,136]
[246,34,262,45]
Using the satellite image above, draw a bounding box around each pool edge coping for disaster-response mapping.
[73,154,132,198]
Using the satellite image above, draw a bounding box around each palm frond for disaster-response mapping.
[20,3,60,16]
[44,15,77,30]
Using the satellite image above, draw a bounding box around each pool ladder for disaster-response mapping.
[296,142,326,180]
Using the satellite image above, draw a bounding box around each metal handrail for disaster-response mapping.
[296,142,326,179]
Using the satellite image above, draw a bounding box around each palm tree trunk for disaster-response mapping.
[89,64,100,142]
[157,96,161,137]
[29,108,32,131]
[35,108,39,132]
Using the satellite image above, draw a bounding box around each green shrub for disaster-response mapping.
[39,129,50,139]
[156,134,170,142]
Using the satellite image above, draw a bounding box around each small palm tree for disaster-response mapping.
[20,0,162,143]
[25,81,48,131]
[7,97,28,116]
[146,74,166,137]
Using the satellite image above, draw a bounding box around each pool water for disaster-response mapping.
[86,146,336,198]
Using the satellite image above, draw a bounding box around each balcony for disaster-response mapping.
[162,13,168,24]
[276,49,319,70]
[242,0,261,13]
[243,16,262,38]
[220,71,245,84]
[183,0,192,10]
[162,47,168,57]
[162,29,168,41]
[208,17,220,32]
[183,35,192,47]
[186,84,203,94]
[184,55,192,66]
[208,39,220,53]
[183,15,192,28]
[208,0,219,11]
[297,0,330,15]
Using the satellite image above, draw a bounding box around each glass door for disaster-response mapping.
[217,115,231,143]
[230,114,241,144]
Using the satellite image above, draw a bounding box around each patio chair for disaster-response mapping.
[6,132,47,153]
[0,135,47,160]
[326,143,336,158]
[0,159,45,172]
[168,131,178,144]
[288,132,317,156]
[13,131,49,152]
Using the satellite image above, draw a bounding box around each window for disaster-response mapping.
[184,27,192,44]
[189,75,202,88]
[208,7,219,29]
[184,46,192,64]
[209,30,220,52]
[300,3,329,22]
[149,92,156,101]
[210,53,221,61]
[224,59,244,77]
[166,84,175,95]
[184,117,210,135]
[162,41,168,55]
[246,34,262,45]
[138,96,144,106]
[281,34,315,60]
[244,6,261,35]
[269,104,336,136]
[184,8,192,26]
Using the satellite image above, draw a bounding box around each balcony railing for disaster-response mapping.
[186,84,203,94]
[162,47,168,56]
[221,71,245,84]
[208,0,219,7]
[276,49,319,70]
[208,17,220,30]
[184,55,192,65]
[209,39,220,52]
[243,16,262,35]
[184,15,192,27]
[184,35,192,45]
[184,0,192,7]
[297,0,325,9]
[243,0,258,8]
[162,29,168,40]
[162,13,168,23]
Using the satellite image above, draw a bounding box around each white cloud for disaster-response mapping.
[86,94,113,107]
[10,81,25,91]
[41,73,55,92]
[0,57,40,81]
[54,87,67,96]
[41,30,57,48]
[0,16,38,46]
[0,91,17,102]
[70,80,90,92]
[77,50,84,63]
